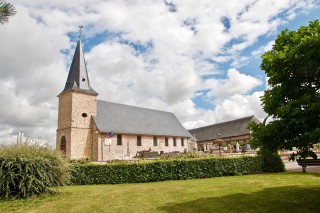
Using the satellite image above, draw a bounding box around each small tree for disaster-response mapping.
[0,0,16,24]
[250,20,320,160]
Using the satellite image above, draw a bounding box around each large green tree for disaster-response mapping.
[250,20,320,160]
[0,0,16,24]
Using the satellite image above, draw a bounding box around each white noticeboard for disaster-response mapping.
[104,138,112,146]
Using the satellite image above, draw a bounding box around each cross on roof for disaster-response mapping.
[79,25,83,38]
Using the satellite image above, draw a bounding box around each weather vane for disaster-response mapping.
[79,26,83,38]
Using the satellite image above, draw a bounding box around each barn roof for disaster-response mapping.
[93,100,192,138]
[188,115,260,142]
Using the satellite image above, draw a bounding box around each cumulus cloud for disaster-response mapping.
[213,92,266,122]
[203,69,262,99]
[0,0,318,144]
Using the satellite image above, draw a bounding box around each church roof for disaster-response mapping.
[61,39,98,95]
[188,115,260,142]
[93,100,192,138]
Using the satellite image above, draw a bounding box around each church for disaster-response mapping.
[56,37,193,161]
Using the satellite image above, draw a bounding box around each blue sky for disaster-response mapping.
[0,0,319,144]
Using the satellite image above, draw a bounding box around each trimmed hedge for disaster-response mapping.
[71,156,262,185]
[259,148,285,173]
[0,144,71,199]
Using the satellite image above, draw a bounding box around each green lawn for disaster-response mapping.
[0,172,319,213]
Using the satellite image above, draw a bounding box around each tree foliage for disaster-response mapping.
[0,0,16,24]
[250,20,320,160]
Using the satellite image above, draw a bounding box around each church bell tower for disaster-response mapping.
[56,30,98,160]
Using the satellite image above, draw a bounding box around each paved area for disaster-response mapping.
[284,160,320,173]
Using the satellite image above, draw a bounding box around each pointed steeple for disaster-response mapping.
[61,35,98,95]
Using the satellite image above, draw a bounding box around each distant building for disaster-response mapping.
[10,132,51,146]
[56,37,193,161]
[188,115,260,152]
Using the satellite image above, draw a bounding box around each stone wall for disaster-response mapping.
[93,133,190,161]
[70,92,97,129]
[56,90,97,160]
[57,91,72,130]
[69,127,93,159]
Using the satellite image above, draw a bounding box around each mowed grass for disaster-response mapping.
[0,173,320,213]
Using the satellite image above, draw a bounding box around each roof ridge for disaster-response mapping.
[189,115,255,131]
[97,100,173,114]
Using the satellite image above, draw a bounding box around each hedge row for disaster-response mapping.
[71,156,262,185]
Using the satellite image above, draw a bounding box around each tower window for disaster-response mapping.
[82,78,86,82]
[82,113,87,117]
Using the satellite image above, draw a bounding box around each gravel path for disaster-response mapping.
[284,160,320,173]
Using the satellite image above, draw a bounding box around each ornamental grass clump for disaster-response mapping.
[0,143,71,199]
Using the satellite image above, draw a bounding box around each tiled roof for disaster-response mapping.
[93,100,192,138]
[61,39,98,95]
[188,115,260,141]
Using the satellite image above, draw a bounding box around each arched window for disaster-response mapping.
[60,136,66,157]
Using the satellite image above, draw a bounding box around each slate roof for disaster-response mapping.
[61,39,98,95]
[188,115,260,142]
[93,100,192,138]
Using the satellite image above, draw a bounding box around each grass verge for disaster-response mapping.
[0,172,319,213]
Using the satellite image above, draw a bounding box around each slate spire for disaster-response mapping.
[62,31,98,95]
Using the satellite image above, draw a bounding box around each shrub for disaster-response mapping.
[258,148,285,173]
[160,152,203,160]
[69,156,92,164]
[71,156,262,185]
[0,143,71,199]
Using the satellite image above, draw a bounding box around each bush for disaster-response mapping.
[258,148,285,173]
[71,156,262,185]
[0,143,71,199]
[160,152,203,160]
[69,156,92,164]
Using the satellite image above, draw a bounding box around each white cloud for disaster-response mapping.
[213,92,266,122]
[0,4,68,144]
[203,69,262,99]
[87,40,200,106]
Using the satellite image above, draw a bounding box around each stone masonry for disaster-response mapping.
[56,90,97,160]
[92,131,189,161]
